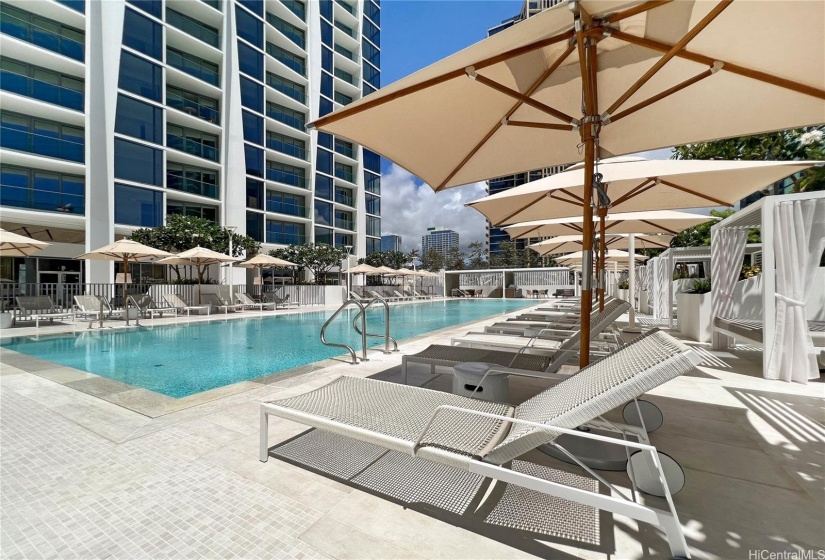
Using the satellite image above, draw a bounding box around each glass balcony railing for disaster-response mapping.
[0,125,84,162]
[333,43,356,62]
[334,20,355,38]
[334,142,354,159]
[266,74,306,104]
[266,168,308,189]
[166,174,219,198]
[335,218,355,231]
[0,12,84,61]
[266,230,305,245]
[334,168,354,183]
[166,90,220,123]
[167,49,220,86]
[335,0,355,16]
[266,43,306,76]
[266,137,307,160]
[334,191,354,207]
[334,68,355,85]
[0,183,85,214]
[167,134,219,162]
[266,200,310,218]
[166,9,220,48]
[266,13,305,49]
[279,0,305,21]
[0,70,84,111]
[266,106,305,131]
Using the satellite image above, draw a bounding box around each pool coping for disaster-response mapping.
[0,299,544,417]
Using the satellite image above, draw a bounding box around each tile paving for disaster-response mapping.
[1,303,824,559]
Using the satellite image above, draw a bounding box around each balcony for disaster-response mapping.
[200,0,221,11]
[56,0,85,14]
[0,125,84,162]
[0,9,84,62]
[266,13,305,49]
[266,42,306,77]
[333,43,357,62]
[334,166,354,183]
[279,0,305,21]
[167,134,219,162]
[0,70,84,111]
[335,0,355,16]
[166,89,220,124]
[334,140,354,159]
[167,48,220,87]
[335,217,355,231]
[166,174,218,199]
[334,91,353,106]
[167,9,220,48]
[266,137,307,161]
[0,183,85,214]
[266,73,306,104]
[334,189,353,207]
[333,68,356,86]
[333,19,355,39]
[266,168,308,189]
[266,231,305,245]
[266,105,305,131]
[266,200,310,218]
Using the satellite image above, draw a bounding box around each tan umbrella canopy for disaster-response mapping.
[157,246,243,304]
[237,254,297,288]
[311,0,825,370]
[468,157,820,226]
[0,228,50,256]
[505,210,718,239]
[77,239,172,325]
[348,263,382,275]
[557,249,648,263]
[530,233,672,256]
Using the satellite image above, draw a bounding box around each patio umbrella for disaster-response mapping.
[0,228,50,256]
[157,246,243,304]
[504,210,718,239]
[557,249,647,264]
[237,254,297,290]
[309,0,825,367]
[76,239,172,326]
[346,263,382,291]
[529,233,672,256]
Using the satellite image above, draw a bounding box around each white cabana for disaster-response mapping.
[709,192,825,383]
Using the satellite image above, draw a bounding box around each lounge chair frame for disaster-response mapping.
[15,296,75,327]
[163,293,210,316]
[129,294,178,320]
[202,293,244,313]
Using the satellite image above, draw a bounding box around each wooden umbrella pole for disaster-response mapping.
[123,256,130,326]
[598,207,608,311]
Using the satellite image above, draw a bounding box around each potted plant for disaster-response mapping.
[617,279,630,302]
[677,277,712,342]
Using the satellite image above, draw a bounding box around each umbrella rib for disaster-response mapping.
[609,30,825,101]
[604,0,733,117]
[607,66,717,124]
[436,43,577,191]
[640,220,678,235]
[610,178,657,207]
[658,179,730,207]
[604,220,624,232]
[605,0,673,24]
[510,225,543,239]
[312,29,574,129]
[506,121,575,131]
[471,74,576,125]
[490,193,550,226]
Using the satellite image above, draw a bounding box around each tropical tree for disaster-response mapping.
[467,241,488,270]
[490,240,524,269]
[270,243,346,284]
[674,126,825,192]
[421,249,445,272]
[445,247,466,270]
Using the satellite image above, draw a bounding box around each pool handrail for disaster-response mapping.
[352,295,398,355]
[320,298,369,364]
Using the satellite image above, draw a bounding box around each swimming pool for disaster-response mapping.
[1,299,536,398]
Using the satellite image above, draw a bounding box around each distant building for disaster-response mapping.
[422,227,459,259]
[486,0,567,262]
[738,174,801,209]
[381,234,402,252]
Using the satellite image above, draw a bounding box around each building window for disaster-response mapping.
[166,8,220,48]
[319,97,333,117]
[334,162,354,183]
[0,5,84,61]
[267,220,305,245]
[317,132,333,150]
[364,171,380,194]
[245,144,264,178]
[334,138,353,158]
[0,57,84,111]
[235,4,263,46]
[365,193,380,215]
[316,148,332,176]
[119,51,162,102]
[266,13,305,49]
[115,94,163,144]
[237,41,263,80]
[240,75,263,112]
[266,102,305,130]
[126,0,161,19]
[267,72,306,104]
[334,209,354,230]
[266,161,306,188]
[321,71,333,99]
[115,183,163,227]
[246,211,263,242]
[363,17,379,45]
[320,19,332,47]
[246,179,263,210]
[314,200,332,226]
[362,39,380,68]
[282,0,305,21]
[335,186,353,207]
[367,237,381,255]
[363,82,377,97]
[167,200,218,222]
[167,162,219,199]
[266,131,306,160]
[335,233,353,247]
[267,191,306,217]
[167,124,219,162]
[366,215,381,237]
[363,61,380,88]
[315,174,332,200]
[314,226,333,245]
[365,0,380,25]
[242,110,263,145]
[266,43,306,76]
[237,0,263,16]
[0,165,84,214]
[319,0,332,22]
[167,85,219,123]
[321,47,333,73]
[123,8,162,60]
[167,48,220,86]
[334,91,353,106]
[114,138,162,185]
[363,149,381,173]
[0,111,84,163]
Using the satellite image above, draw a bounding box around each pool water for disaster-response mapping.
[1,299,536,398]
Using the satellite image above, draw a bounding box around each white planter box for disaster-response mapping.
[617,289,629,302]
[639,290,650,314]
[677,292,712,343]
[0,312,12,329]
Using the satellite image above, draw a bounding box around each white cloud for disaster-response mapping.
[380,164,488,253]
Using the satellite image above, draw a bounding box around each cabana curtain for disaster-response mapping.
[711,229,749,350]
[652,258,669,320]
[767,199,825,383]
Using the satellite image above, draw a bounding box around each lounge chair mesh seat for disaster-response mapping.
[408,345,552,372]
[714,316,825,345]
[454,334,562,350]
[265,329,697,470]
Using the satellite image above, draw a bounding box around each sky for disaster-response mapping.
[375,2,676,253]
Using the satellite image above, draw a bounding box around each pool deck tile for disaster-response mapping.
[2,302,824,559]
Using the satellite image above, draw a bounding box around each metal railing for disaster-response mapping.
[0,69,84,111]
[320,299,367,364]
[352,295,397,354]
[1,283,197,314]
[246,284,325,306]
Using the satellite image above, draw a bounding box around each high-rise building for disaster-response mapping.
[485,0,565,262]
[380,234,401,252]
[0,0,382,284]
[421,227,458,259]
